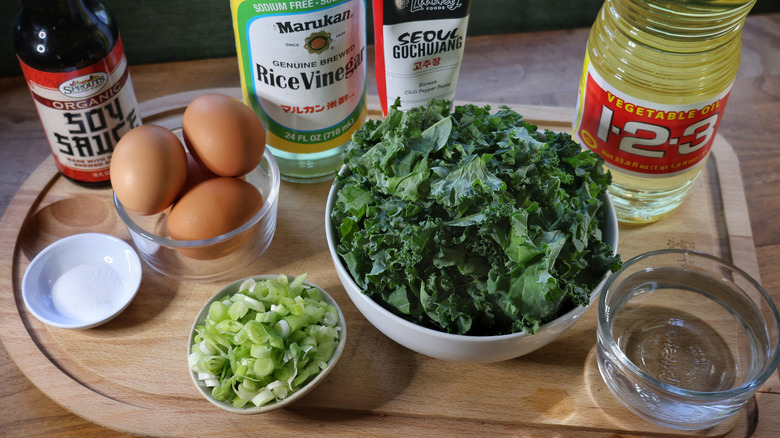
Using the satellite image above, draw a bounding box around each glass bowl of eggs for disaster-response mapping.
[112,94,281,282]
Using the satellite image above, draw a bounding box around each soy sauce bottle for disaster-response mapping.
[13,0,141,186]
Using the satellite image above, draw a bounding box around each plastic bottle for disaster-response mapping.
[573,0,755,224]
[372,0,473,115]
[13,0,142,187]
[230,0,368,183]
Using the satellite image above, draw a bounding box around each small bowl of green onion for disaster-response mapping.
[187,274,346,413]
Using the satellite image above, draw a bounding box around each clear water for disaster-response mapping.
[598,267,766,429]
[614,296,745,392]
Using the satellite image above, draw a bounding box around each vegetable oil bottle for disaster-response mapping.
[573,0,755,224]
[230,0,368,183]
[13,0,141,187]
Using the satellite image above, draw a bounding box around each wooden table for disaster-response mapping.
[1,14,778,437]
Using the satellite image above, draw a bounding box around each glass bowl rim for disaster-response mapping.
[597,248,780,400]
[113,148,280,250]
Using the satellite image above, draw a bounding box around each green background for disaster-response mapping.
[2,0,778,78]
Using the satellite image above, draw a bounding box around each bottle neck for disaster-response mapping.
[605,0,755,52]
[21,0,92,18]
[22,0,79,9]
[14,0,117,71]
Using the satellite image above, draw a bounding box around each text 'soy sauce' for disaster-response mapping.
[13,0,141,187]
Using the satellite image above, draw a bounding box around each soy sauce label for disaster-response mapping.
[573,55,731,178]
[19,39,141,183]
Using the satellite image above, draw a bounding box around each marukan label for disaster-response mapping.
[19,39,140,183]
[573,56,731,178]
[233,0,367,154]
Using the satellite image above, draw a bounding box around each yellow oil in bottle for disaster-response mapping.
[573,0,755,224]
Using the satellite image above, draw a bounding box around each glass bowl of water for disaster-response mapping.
[596,249,780,430]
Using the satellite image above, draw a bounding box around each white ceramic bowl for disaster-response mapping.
[325,171,618,363]
[114,149,280,282]
[22,233,142,329]
[188,275,347,414]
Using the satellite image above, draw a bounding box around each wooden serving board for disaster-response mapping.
[1,89,775,437]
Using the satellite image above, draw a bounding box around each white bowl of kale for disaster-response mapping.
[325,100,620,363]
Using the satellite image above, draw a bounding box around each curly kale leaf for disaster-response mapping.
[332,99,621,335]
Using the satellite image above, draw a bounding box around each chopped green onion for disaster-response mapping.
[317,339,339,363]
[228,300,250,320]
[238,278,256,293]
[270,303,290,317]
[255,310,280,324]
[215,319,242,334]
[208,301,229,322]
[190,274,341,408]
[267,380,289,400]
[251,388,275,406]
[289,273,306,291]
[254,356,276,376]
[199,339,215,355]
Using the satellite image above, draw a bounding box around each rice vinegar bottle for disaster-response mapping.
[573,0,756,224]
[230,0,368,183]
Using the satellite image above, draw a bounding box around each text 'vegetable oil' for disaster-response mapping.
[573,0,755,223]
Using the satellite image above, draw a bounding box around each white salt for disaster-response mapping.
[51,262,124,322]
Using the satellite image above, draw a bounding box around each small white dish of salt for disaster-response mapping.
[22,233,142,329]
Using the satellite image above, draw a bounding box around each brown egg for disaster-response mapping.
[167,177,264,260]
[182,94,266,177]
[179,153,217,199]
[110,124,188,215]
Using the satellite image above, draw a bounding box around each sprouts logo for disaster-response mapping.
[407,0,463,12]
[59,72,108,98]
